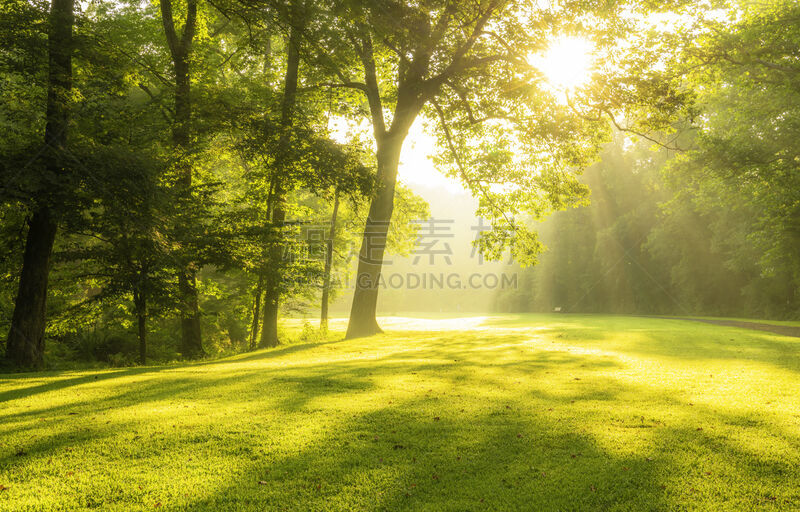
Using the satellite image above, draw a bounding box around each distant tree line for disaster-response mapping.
[497,2,800,319]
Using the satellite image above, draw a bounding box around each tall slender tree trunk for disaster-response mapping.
[134,289,147,365]
[249,274,263,350]
[259,17,301,349]
[259,176,287,348]
[5,0,74,368]
[259,193,284,347]
[160,0,203,358]
[320,188,340,331]
[345,133,404,339]
[138,313,147,365]
[249,173,276,351]
[172,14,203,360]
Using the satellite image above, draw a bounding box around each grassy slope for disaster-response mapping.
[1,314,799,511]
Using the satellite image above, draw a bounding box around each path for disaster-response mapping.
[672,317,800,338]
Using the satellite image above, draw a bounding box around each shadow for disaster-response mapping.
[0,366,173,404]
[0,337,347,405]
[479,313,800,374]
[1,320,799,510]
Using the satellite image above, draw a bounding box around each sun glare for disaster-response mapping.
[530,36,595,91]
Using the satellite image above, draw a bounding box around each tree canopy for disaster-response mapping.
[1,0,798,368]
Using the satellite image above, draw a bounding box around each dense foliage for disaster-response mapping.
[497,1,800,319]
[1,0,797,368]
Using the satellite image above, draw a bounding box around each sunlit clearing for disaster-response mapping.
[530,36,595,91]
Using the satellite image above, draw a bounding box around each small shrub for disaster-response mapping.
[297,321,325,343]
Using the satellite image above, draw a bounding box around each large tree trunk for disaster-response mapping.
[174,59,204,358]
[160,0,203,358]
[178,271,202,357]
[259,290,280,348]
[5,0,74,368]
[320,188,340,331]
[5,210,58,367]
[345,133,404,339]
[259,18,301,349]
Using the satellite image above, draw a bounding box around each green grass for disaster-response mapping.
[679,315,800,327]
[1,314,799,511]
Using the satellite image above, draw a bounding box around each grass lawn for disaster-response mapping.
[681,316,800,328]
[1,314,799,511]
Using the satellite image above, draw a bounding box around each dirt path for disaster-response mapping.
[671,317,800,338]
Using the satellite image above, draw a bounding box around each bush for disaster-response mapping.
[297,321,325,343]
[60,328,137,364]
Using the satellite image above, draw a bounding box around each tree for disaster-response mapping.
[274,0,626,337]
[59,148,177,365]
[259,9,302,348]
[319,181,428,331]
[159,0,205,358]
[319,186,338,331]
[5,0,74,367]
[655,0,800,316]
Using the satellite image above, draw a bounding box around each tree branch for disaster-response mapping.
[431,98,518,231]
[358,32,386,138]
[159,0,180,62]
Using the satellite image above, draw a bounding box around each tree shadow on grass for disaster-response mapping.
[624,326,800,373]
[0,338,349,404]
[171,406,670,511]
[0,331,595,459]
[158,362,800,511]
[0,331,555,428]
[2,327,799,510]
[6,312,796,409]
[0,366,176,404]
